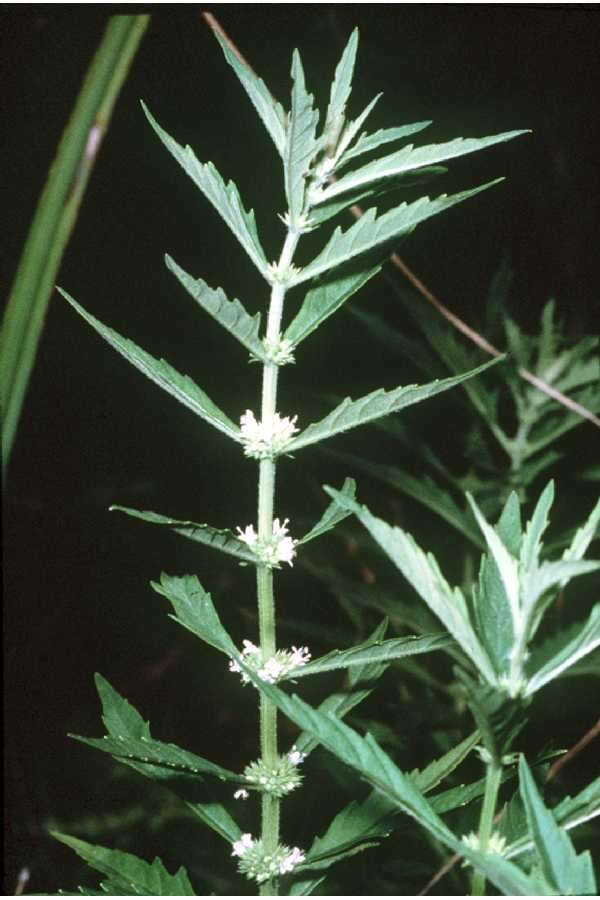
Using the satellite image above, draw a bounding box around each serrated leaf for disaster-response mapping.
[562,496,600,564]
[59,290,240,442]
[150,572,237,656]
[317,130,529,202]
[287,633,451,680]
[340,121,432,165]
[520,481,554,570]
[322,29,358,152]
[518,755,597,895]
[95,673,150,741]
[285,51,319,222]
[213,29,286,156]
[303,792,391,871]
[109,505,257,563]
[334,93,382,165]
[526,604,600,695]
[165,255,265,360]
[299,477,357,544]
[288,355,503,452]
[412,730,480,793]
[294,180,504,285]
[324,487,496,684]
[52,833,196,895]
[524,558,600,613]
[285,265,381,347]
[186,801,241,843]
[142,102,269,277]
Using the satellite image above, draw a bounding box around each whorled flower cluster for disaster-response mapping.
[236,517,298,567]
[229,640,311,685]
[243,753,304,799]
[461,831,508,856]
[239,410,299,459]
[232,834,305,883]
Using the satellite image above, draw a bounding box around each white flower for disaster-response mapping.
[461,831,507,856]
[233,789,249,800]
[236,523,258,547]
[239,410,299,459]
[279,847,305,874]
[270,518,297,566]
[236,518,298,568]
[229,640,311,686]
[232,833,255,857]
[289,646,311,668]
[259,657,286,683]
[287,745,307,766]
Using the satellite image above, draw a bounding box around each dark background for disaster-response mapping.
[3,6,599,895]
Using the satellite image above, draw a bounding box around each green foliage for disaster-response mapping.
[53,21,598,899]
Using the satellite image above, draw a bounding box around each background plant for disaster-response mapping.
[4,9,599,896]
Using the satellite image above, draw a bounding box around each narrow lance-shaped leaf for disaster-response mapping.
[286,633,451,680]
[285,264,381,348]
[110,505,257,563]
[520,480,554,570]
[293,180,504,286]
[562,496,600,565]
[285,50,319,223]
[150,572,238,657]
[165,255,265,361]
[333,93,381,166]
[142,102,270,278]
[324,486,497,684]
[340,120,432,165]
[322,28,358,151]
[212,29,286,157]
[288,355,503,453]
[299,477,357,544]
[525,604,600,696]
[467,492,521,630]
[59,290,241,442]
[52,833,196,896]
[317,130,529,202]
[518,755,597,895]
[186,801,242,844]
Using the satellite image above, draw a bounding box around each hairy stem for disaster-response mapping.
[257,228,299,895]
[470,760,502,896]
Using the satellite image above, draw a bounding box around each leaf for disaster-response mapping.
[562,496,600,564]
[317,130,529,202]
[165,255,265,360]
[525,604,600,695]
[334,94,382,165]
[288,356,503,452]
[412,730,480,793]
[213,29,286,157]
[293,181,504,285]
[52,833,196,895]
[59,290,240,442]
[150,572,238,656]
[287,633,451,680]
[285,51,319,223]
[95,673,150,741]
[323,487,496,684]
[284,264,381,347]
[524,559,600,613]
[303,792,392,871]
[110,505,257,563]
[142,102,269,277]
[288,875,327,895]
[186,801,241,843]
[322,28,358,152]
[299,477,357,544]
[520,481,554,570]
[518,755,597,895]
[340,121,433,165]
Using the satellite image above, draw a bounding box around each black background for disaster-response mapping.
[3,5,600,895]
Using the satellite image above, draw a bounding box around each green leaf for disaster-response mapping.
[150,572,238,656]
[288,876,326,895]
[299,477,357,544]
[526,604,600,695]
[142,102,269,278]
[303,792,392,871]
[285,265,381,347]
[293,181,504,285]
[288,356,503,452]
[334,94,382,164]
[109,505,257,563]
[323,487,496,683]
[186,801,242,843]
[285,51,319,223]
[316,130,529,203]
[562,496,600,564]
[287,633,451,680]
[340,121,433,165]
[213,30,286,157]
[520,481,554,570]
[412,730,480,793]
[518,755,597,895]
[52,833,196,895]
[322,28,358,152]
[94,673,150,741]
[524,559,600,614]
[165,255,265,360]
[59,290,241,442]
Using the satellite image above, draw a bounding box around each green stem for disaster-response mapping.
[470,760,502,896]
[257,228,299,896]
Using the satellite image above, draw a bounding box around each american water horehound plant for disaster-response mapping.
[53,26,599,896]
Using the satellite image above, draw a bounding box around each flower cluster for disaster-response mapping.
[262,336,296,366]
[461,831,508,857]
[229,640,311,685]
[239,410,299,459]
[236,517,298,567]
[232,834,305,883]
[243,752,304,798]
[267,259,302,284]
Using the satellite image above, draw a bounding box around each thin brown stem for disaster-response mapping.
[546,717,600,783]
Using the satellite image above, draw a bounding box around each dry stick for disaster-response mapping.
[14,868,31,897]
